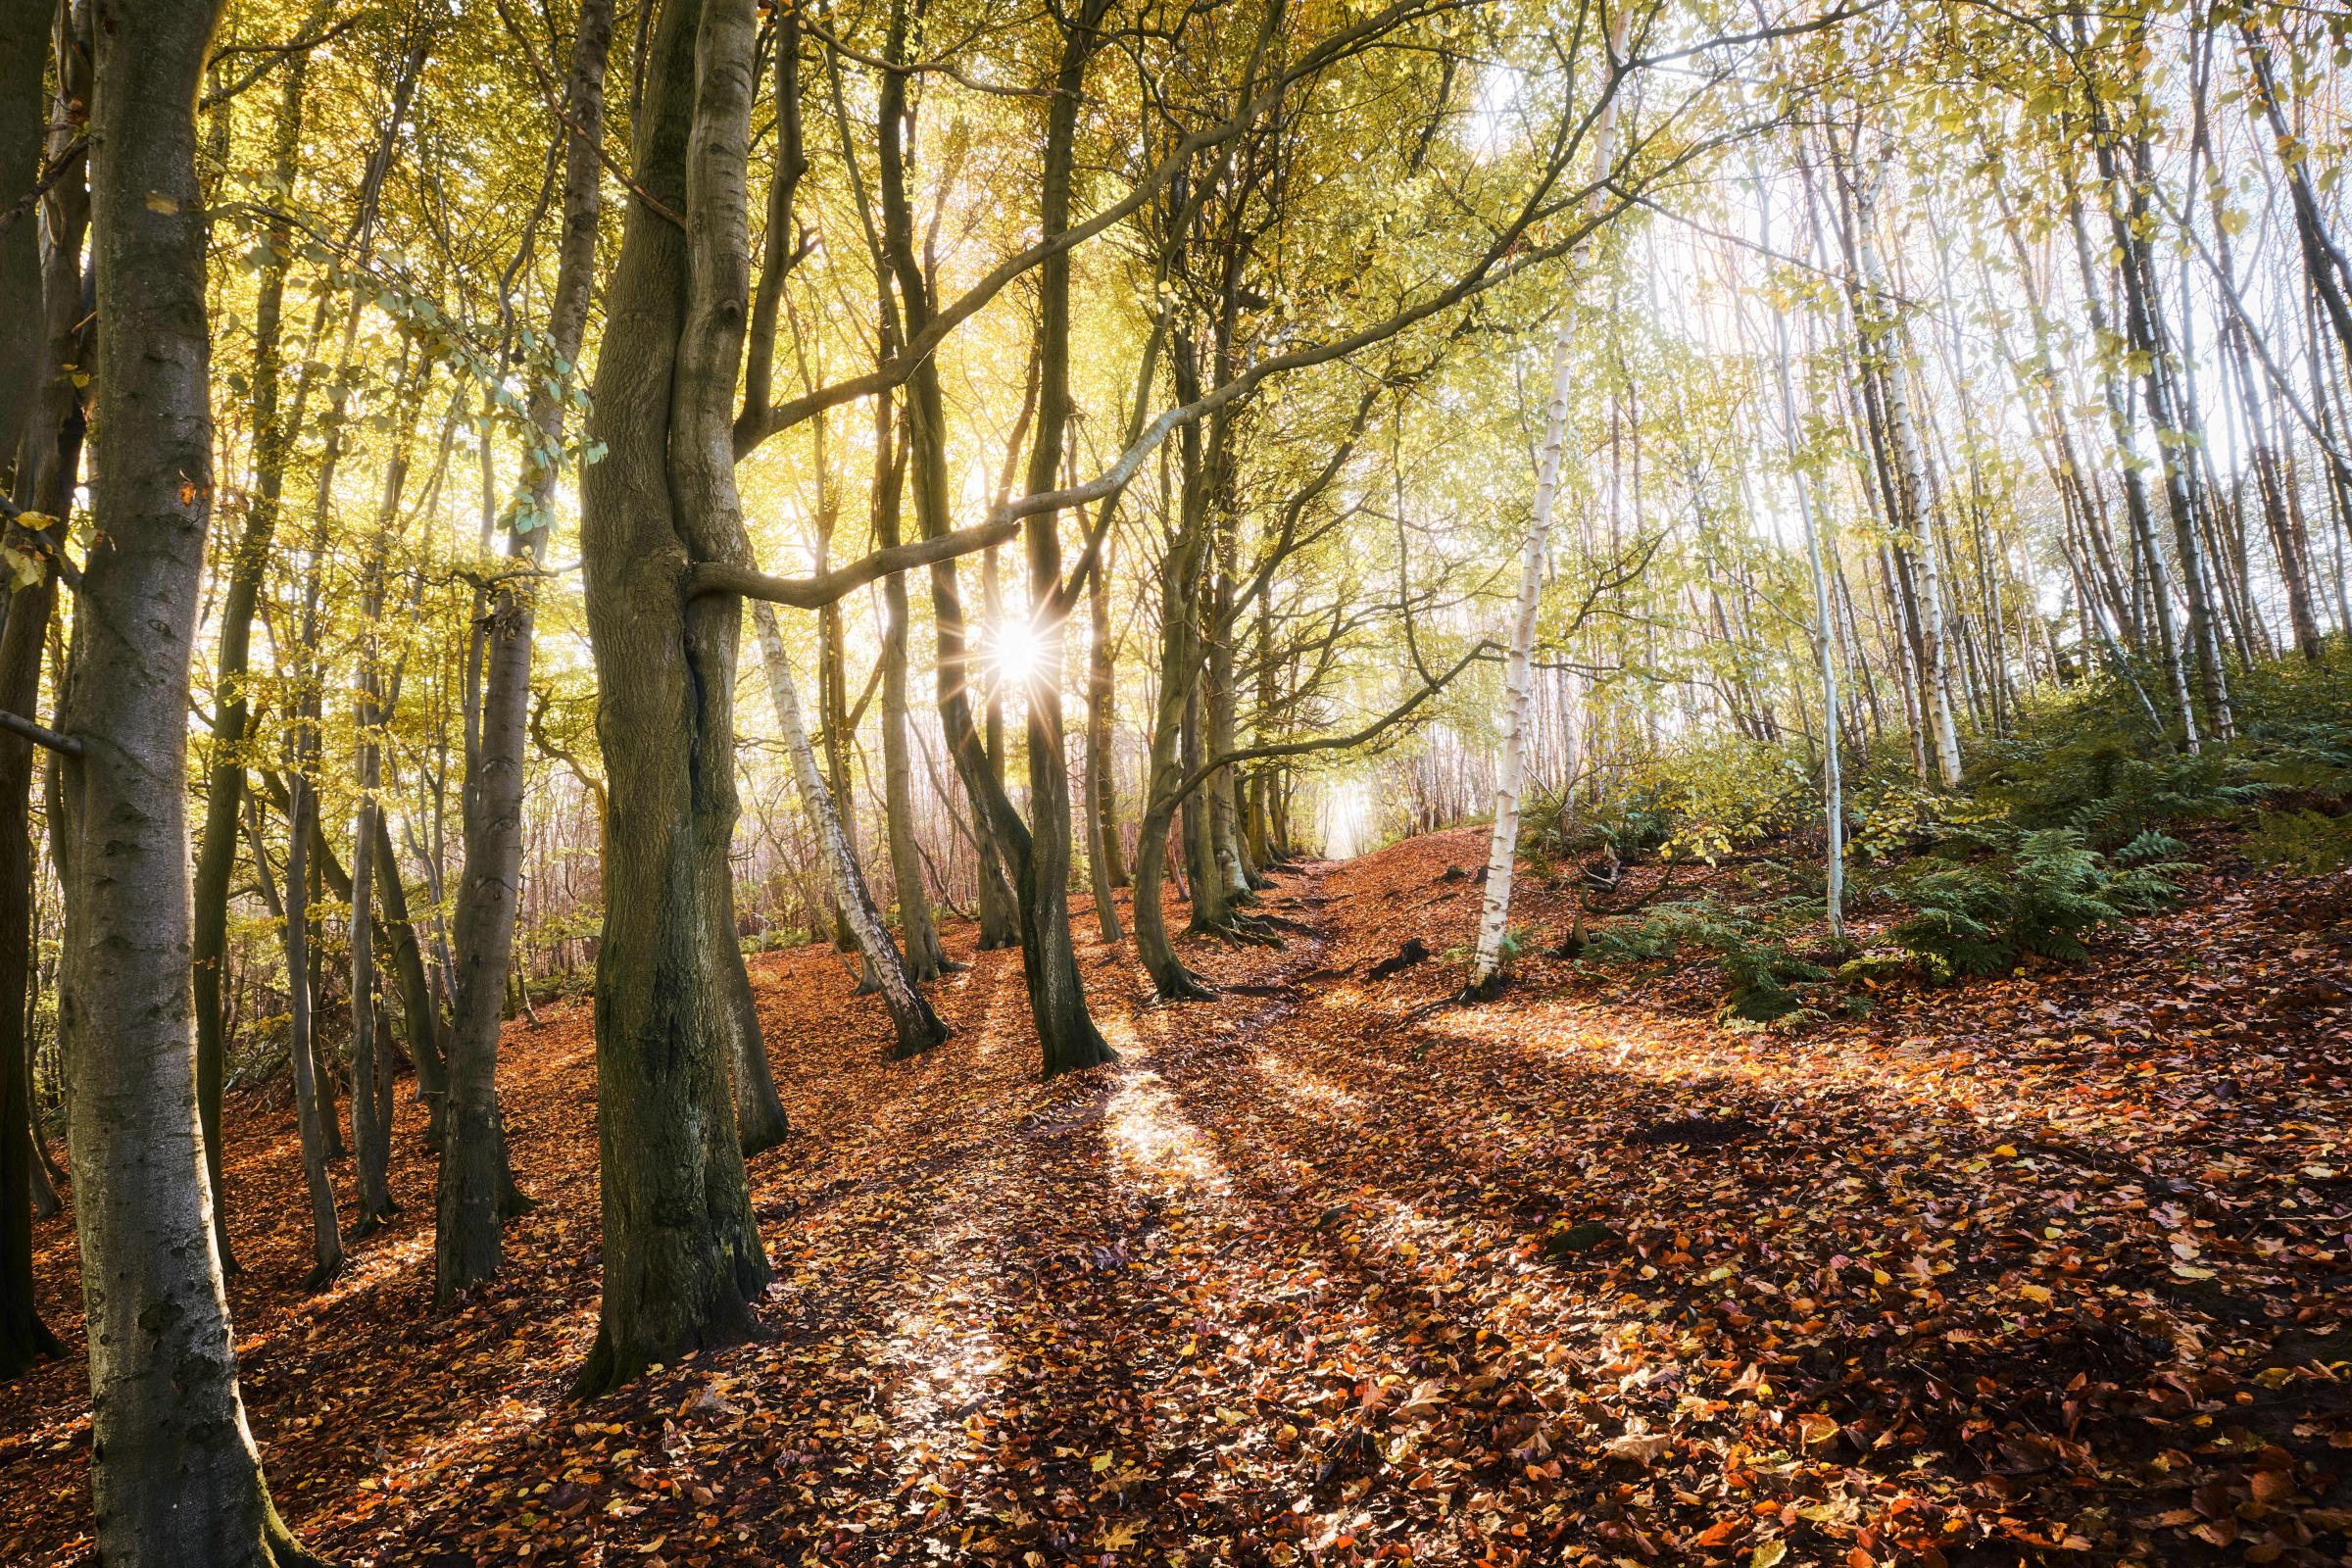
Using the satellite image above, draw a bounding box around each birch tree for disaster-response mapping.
[1469,7,1632,991]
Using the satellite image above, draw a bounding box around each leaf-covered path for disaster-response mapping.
[8,830,2351,1565]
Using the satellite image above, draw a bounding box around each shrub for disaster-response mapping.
[2241,808,2352,875]
[1582,896,1827,1022]
[1532,782,1672,864]
[1888,827,2183,979]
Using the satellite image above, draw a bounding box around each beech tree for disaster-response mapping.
[51,0,319,1554]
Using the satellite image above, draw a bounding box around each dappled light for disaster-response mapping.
[5,0,2349,1562]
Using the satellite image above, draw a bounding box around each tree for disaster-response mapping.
[436,0,613,1306]
[751,599,948,1057]
[0,0,84,1383]
[573,0,773,1394]
[53,0,322,1552]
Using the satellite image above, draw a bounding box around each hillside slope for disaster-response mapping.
[6,832,2348,1566]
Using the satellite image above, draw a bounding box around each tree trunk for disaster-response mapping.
[1765,182,1844,942]
[874,398,952,979]
[877,0,1110,1072]
[438,0,610,1304]
[1084,531,1123,944]
[346,367,419,1239]
[1087,535,1127,891]
[1471,318,1575,989]
[1132,337,1218,1002]
[0,563,63,1383]
[754,602,946,1057]
[2064,141,2197,745]
[574,0,770,1396]
[0,0,84,1378]
[0,0,50,470]
[1471,15,1629,986]
[190,51,309,1279]
[2088,69,2231,739]
[60,0,322,1546]
[281,770,345,1289]
[375,810,447,1146]
[1847,160,1961,787]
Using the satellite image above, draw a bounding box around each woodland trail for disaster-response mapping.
[8,830,2352,1566]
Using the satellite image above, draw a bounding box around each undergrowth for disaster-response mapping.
[1538,647,2350,1016]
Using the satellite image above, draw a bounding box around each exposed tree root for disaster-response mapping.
[1198,912,1289,949]
[1149,961,1221,1003]
[1454,969,1511,1005]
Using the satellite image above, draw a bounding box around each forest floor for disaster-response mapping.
[6,828,2352,1567]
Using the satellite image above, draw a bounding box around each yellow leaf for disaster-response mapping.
[1751,1542,1788,1568]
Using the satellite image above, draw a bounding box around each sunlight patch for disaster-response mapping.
[1105,1070,1226,1193]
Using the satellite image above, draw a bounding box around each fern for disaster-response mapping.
[1889,828,2180,979]
[2242,808,2352,875]
[1582,898,1826,1021]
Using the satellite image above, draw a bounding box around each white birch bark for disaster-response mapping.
[1763,186,1845,940]
[1470,325,1577,988]
[751,600,944,1054]
[1470,14,1630,988]
[1850,167,1963,788]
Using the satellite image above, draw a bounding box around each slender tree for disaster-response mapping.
[437,0,612,1303]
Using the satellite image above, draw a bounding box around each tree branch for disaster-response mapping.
[688,515,1021,608]
[0,710,81,758]
[1164,639,1493,808]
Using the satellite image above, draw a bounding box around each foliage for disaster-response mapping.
[1967,657,2352,842]
[2240,809,2352,876]
[1644,744,1821,865]
[1583,896,1828,1021]
[1886,827,2183,979]
[1529,782,1672,865]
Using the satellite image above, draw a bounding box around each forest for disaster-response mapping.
[1,0,2349,1561]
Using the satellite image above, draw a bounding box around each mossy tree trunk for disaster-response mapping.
[573,0,771,1396]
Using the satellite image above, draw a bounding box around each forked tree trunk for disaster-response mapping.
[438,0,611,1303]
[753,602,946,1057]
[1131,525,1216,997]
[998,0,1117,1075]
[59,0,321,1551]
[574,0,769,1396]
[1132,350,1218,1001]
[878,0,1111,1073]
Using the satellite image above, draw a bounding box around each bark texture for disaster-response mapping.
[60,0,320,1553]
[753,602,946,1057]
[574,0,770,1396]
